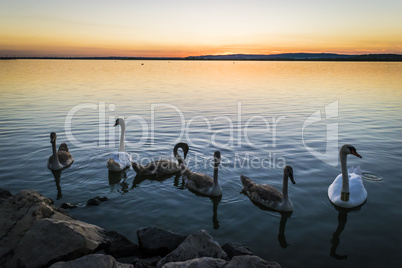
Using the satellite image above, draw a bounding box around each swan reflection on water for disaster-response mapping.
[246,197,293,248]
[330,203,364,260]
[108,168,129,194]
[131,172,182,189]
[210,195,221,229]
[51,169,63,200]
[50,163,75,200]
[185,188,222,230]
[131,171,222,229]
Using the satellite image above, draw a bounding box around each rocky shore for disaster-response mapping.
[0,188,280,268]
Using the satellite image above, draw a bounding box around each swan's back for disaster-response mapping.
[58,143,73,165]
[184,170,214,191]
[241,175,283,208]
[48,143,74,168]
[328,169,367,208]
[183,150,221,197]
[252,184,282,203]
[58,143,69,152]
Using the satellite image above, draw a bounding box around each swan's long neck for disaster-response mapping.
[213,167,219,187]
[174,147,183,164]
[282,171,289,200]
[118,122,126,152]
[52,141,62,169]
[340,151,350,201]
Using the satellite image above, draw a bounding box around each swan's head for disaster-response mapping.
[174,142,189,159]
[214,151,221,168]
[284,165,295,184]
[113,118,121,127]
[50,132,57,143]
[341,144,362,158]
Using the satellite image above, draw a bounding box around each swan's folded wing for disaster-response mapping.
[58,151,74,165]
[58,143,69,152]
[254,184,282,203]
[348,166,355,173]
[186,172,214,189]
[353,166,362,176]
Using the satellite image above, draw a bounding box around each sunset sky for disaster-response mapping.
[1,0,401,57]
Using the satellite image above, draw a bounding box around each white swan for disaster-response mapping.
[241,166,295,212]
[182,151,222,197]
[107,118,132,172]
[48,132,74,170]
[328,144,367,208]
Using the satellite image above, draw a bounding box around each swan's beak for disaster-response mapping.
[289,173,295,184]
[351,151,362,158]
[113,122,118,127]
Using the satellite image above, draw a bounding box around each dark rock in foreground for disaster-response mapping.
[60,202,78,209]
[105,231,140,258]
[222,243,253,259]
[0,188,11,203]
[49,254,132,268]
[137,226,187,257]
[156,229,228,268]
[0,188,281,268]
[86,196,109,206]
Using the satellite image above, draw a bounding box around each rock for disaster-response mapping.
[133,256,161,268]
[0,190,70,266]
[49,254,133,268]
[87,196,109,206]
[137,226,187,257]
[162,257,226,268]
[97,196,109,202]
[225,255,281,268]
[87,198,102,206]
[161,255,281,268]
[0,188,12,203]
[104,231,140,258]
[61,203,78,209]
[8,218,110,268]
[221,243,253,259]
[156,229,228,268]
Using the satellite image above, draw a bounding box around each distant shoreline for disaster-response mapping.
[1,53,402,62]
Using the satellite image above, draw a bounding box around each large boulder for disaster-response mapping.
[137,226,187,257]
[49,254,133,268]
[0,190,70,266]
[157,229,227,268]
[8,218,110,268]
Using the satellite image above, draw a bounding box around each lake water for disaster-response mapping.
[0,60,401,267]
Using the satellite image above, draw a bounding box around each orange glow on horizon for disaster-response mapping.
[1,1,401,57]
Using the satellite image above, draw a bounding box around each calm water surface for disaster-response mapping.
[0,60,401,267]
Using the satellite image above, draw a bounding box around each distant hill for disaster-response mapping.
[4,53,402,61]
[185,53,402,61]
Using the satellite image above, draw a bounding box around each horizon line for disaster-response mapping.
[2,52,402,58]
[2,52,402,62]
